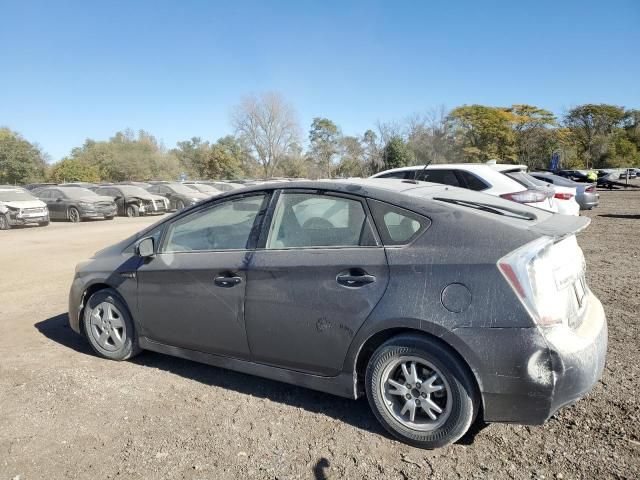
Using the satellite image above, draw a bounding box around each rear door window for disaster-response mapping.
[266,193,373,249]
[376,171,410,179]
[416,169,461,187]
[457,171,488,191]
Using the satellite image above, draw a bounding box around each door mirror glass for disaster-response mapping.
[137,237,155,257]
[56,197,63,202]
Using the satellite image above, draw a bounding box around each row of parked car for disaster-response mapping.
[1,161,623,230]
[0,180,248,229]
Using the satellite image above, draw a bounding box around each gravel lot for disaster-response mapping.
[1,186,639,480]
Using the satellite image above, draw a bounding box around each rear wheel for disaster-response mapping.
[68,207,81,223]
[126,204,139,217]
[0,214,11,230]
[365,334,478,449]
[82,288,141,361]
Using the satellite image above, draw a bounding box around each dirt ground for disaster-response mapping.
[1,186,639,480]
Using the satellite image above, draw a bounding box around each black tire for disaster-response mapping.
[0,214,11,230]
[38,220,50,226]
[68,207,82,223]
[126,204,140,217]
[175,199,185,210]
[365,334,478,449]
[82,288,141,361]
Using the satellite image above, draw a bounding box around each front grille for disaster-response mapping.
[22,208,45,215]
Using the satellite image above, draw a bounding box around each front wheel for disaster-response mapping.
[0,214,11,230]
[68,207,81,223]
[365,335,478,449]
[175,199,185,210]
[126,204,139,217]
[82,288,141,361]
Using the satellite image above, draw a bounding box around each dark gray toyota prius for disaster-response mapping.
[69,179,607,448]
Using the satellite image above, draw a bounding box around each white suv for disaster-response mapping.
[370,162,557,212]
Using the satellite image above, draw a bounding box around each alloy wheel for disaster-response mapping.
[88,302,126,352]
[380,356,452,431]
[69,208,80,223]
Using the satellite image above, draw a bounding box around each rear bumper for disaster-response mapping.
[452,292,607,424]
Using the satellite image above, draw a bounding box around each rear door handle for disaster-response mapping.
[336,273,376,287]
[214,276,242,287]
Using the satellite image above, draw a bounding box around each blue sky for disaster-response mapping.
[1,0,639,161]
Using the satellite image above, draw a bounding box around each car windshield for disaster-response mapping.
[504,171,543,189]
[169,183,199,194]
[117,186,150,196]
[60,187,99,199]
[187,184,219,194]
[0,189,35,202]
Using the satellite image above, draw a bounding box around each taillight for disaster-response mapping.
[585,185,596,193]
[500,189,548,204]
[498,235,587,328]
[554,192,574,200]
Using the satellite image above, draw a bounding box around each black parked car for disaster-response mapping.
[93,185,168,217]
[36,186,116,222]
[146,182,209,210]
[69,180,606,448]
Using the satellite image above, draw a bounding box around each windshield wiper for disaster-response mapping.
[433,197,538,221]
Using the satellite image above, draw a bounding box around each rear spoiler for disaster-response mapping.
[528,215,590,239]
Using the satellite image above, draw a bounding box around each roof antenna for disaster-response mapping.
[412,157,433,182]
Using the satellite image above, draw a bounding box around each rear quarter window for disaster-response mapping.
[368,199,431,245]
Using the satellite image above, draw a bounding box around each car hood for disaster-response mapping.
[2,199,48,209]
[184,192,209,200]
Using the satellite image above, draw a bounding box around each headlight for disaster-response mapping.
[191,198,199,202]
[78,202,93,208]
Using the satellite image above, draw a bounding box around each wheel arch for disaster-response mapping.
[78,282,132,335]
[351,325,483,416]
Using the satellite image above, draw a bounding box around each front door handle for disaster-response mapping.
[336,272,376,287]
[214,276,242,287]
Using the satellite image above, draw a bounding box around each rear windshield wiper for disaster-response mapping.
[433,197,538,221]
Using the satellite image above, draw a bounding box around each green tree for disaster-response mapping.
[382,137,414,170]
[202,136,245,179]
[0,128,47,184]
[309,117,341,177]
[563,104,626,168]
[172,137,210,178]
[448,105,516,162]
[68,129,182,181]
[49,158,100,183]
[505,104,557,167]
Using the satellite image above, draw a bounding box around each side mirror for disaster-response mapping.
[56,197,63,202]
[136,237,155,257]
[113,195,122,201]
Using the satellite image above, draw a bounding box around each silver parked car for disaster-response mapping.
[530,172,599,210]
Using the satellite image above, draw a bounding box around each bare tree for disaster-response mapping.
[230,92,300,177]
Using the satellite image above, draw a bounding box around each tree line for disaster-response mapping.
[1,93,639,185]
